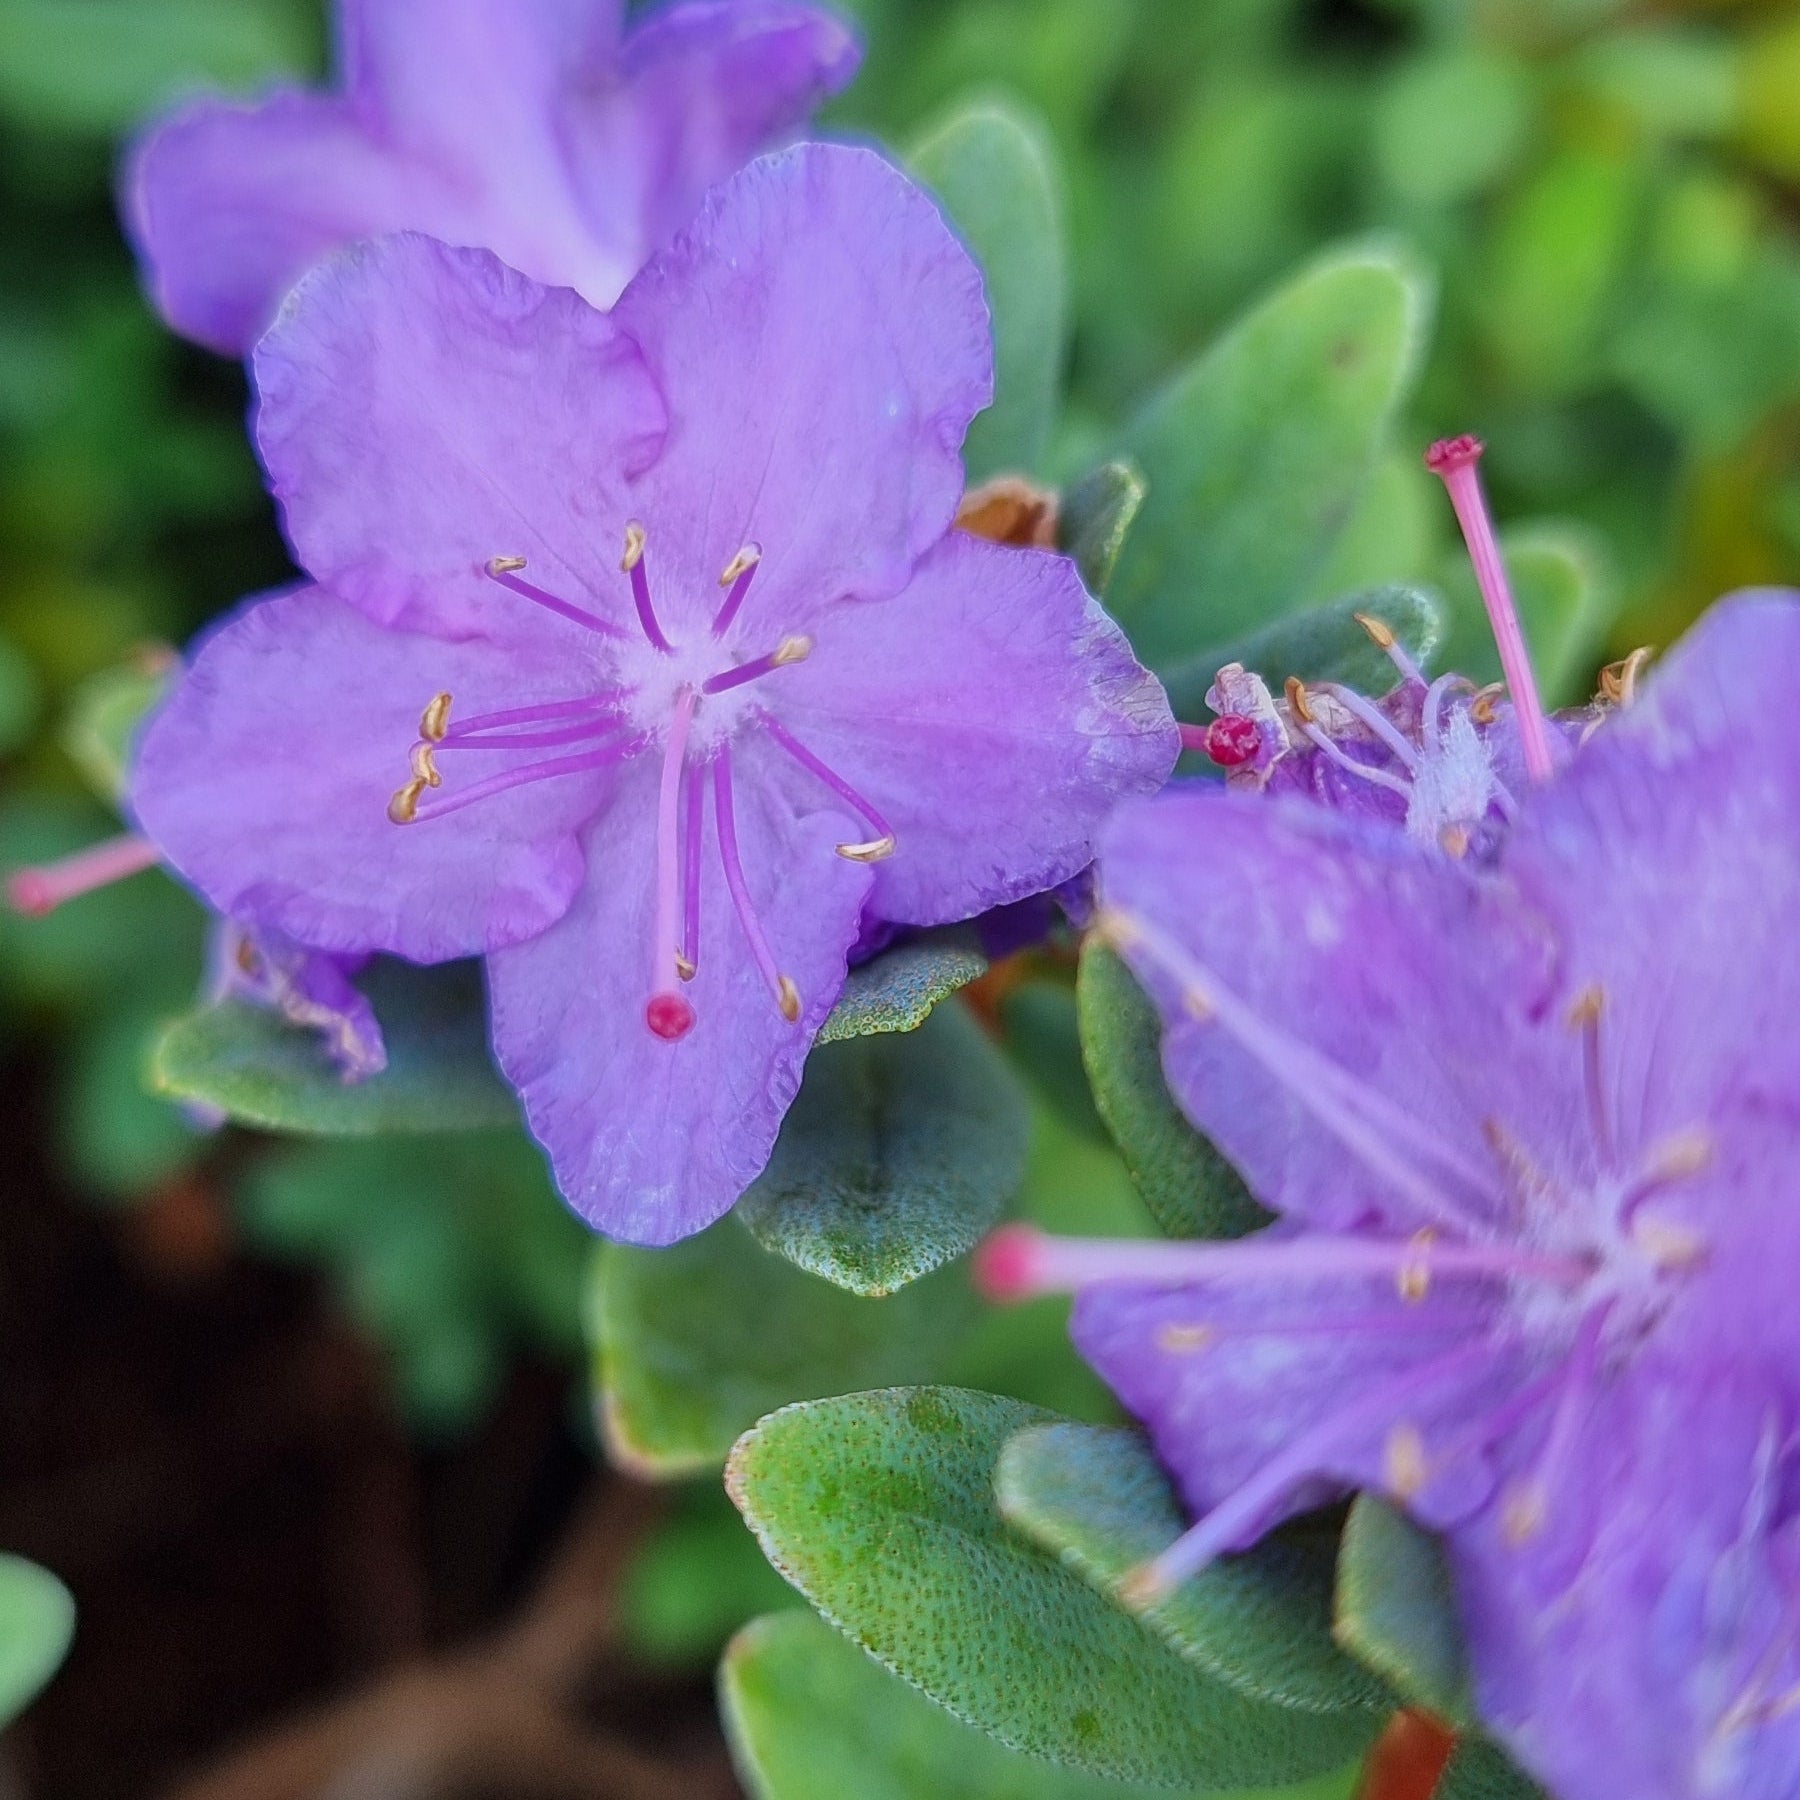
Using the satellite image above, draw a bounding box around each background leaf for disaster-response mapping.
[1060,459,1147,599]
[816,931,988,1048]
[62,653,171,805]
[737,1001,1030,1296]
[727,1386,1378,1787]
[1434,1735,1548,1800]
[0,1555,74,1729]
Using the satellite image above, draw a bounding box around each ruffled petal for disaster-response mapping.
[608,143,992,636]
[766,530,1176,924]
[132,587,621,961]
[253,233,665,640]
[487,741,871,1242]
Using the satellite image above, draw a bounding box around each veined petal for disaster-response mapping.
[488,745,871,1242]
[609,143,992,636]
[253,234,665,641]
[769,531,1176,924]
[131,586,614,962]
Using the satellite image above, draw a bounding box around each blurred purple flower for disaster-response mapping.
[131,145,1177,1243]
[125,0,860,354]
[980,585,1800,1800]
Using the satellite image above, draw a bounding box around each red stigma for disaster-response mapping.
[645,991,696,1041]
[971,1223,1042,1302]
[1424,434,1484,475]
[6,873,53,917]
[1203,715,1262,768]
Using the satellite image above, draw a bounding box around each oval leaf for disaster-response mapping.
[727,1386,1378,1788]
[817,931,988,1048]
[1077,942,1264,1240]
[0,1555,74,1728]
[909,92,1068,479]
[63,654,173,806]
[150,958,517,1136]
[721,1609,1362,1800]
[1109,244,1434,670]
[738,1001,1030,1296]
[1060,459,1148,600]
[997,1422,1389,1718]
[594,1226,979,1480]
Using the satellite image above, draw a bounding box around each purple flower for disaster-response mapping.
[130,145,1178,1244]
[979,580,1800,1800]
[125,0,860,355]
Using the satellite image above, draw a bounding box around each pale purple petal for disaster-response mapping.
[608,143,992,637]
[207,918,388,1080]
[768,530,1175,924]
[132,587,613,961]
[253,233,665,640]
[487,744,871,1242]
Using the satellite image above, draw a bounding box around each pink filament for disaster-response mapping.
[712,557,761,637]
[712,747,788,1011]
[7,833,161,916]
[446,695,627,738]
[681,757,705,978]
[704,647,800,696]
[436,716,628,754]
[650,690,698,1012]
[628,544,675,654]
[485,564,627,640]
[759,714,892,840]
[410,735,637,824]
[1426,437,1554,784]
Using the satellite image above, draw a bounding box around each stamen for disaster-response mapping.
[712,543,763,637]
[646,689,698,1040]
[1093,908,1512,1233]
[1422,673,1472,745]
[759,713,896,863]
[1314,683,1422,769]
[1469,684,1503,727]
[391,734,639,827]
[970,1222,1589,1304]
[622,522,675,654]
[1119,1341,1503,1604]
[7,832,162,916]
[679,757,704,982]
[435,716,630,753]
[410,743,441,787]
[1355,610,1426,687]
[1424,437,1554,785]
[713,747,802,1023]
[702,636,812,695]
[1298,722,1416,800]
[1566,985,1614,1167]
[485,557,627,640]
[420,692,452,742]
[1498,1302,1607,1547]
[1385,1424,1430,1500]
[1284,675,1316,725]
[1597,647,1653,708]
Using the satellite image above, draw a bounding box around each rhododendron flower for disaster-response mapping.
[131,145,1178,1243]
[983,562,1800,1797]
[126,0,859,354]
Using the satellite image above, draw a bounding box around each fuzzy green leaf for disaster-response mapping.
[0,1556,74,1728]
[817,931,988,1048]
[1434,1736,1548,1800]
[1061,459,1148,599]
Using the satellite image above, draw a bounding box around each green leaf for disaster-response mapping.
[722,1610,1362,1800]
[727,1387,1378,1787]
[1060,459,1148,599]
[909,92,1068,478]
[1437,526,1613,707]
[999,980,1109,1146]
[1077,942,1264,1240]
[1434,1736,1548,1800]
[1108,243,1434,670]
[62,654,172,806]
[0,631,42,760]
[738,1002,1030,1296]
[594,1225,979,1479]
[0,1555,74,1728]
[817,931,988,1048]
[1333,1496,1470,1725]
[997,1423,1389,1718]
[1161,586,1445,724]
[151,958,517,1137]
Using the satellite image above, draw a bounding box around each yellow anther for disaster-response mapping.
[1597,647,1653,708]
[1439,824,1471,860]
[772,634,813,667]
[777,975,802,1023]
[387,778,426,825]
[675,951,697,982]
[487,555,527,576]
[419,692,452,742]
[410,742,441,788]
[720,542,763,586]
[1284,675,1316,725]
[1501,1479,1548,1546]
[1470,685,1503,726]
[1156,1323,1216,1355]
[1645,1127,1714,1183]
[621,521,647,571]
[1566,985,1604,1030]
[835,834,896,863]
[1632,1217,1709,1271]
[1117,1561,1170,1611]
[1397,1228,1436,1303]
[1181,985,1215,1022]
[1384,1424,1430,1500]
[1352,610,1395,650]
[1090,906,1143,955]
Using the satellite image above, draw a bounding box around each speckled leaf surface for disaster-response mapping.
[1061,459,1148,599]
[721,1609,1362,1800]
[997,1422,1389,1719]
[737,1001,1030,1295]
[151,958,516,1135]
[594,1225,978,1480]
[817,932,988,1047]
[727,1386,1379,1789]
[0,1555,73,1728]
[1077,943,1264,1240]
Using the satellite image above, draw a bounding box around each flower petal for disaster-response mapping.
[768,531,1176,924]
[609,142,993,635]
[488,744,871,1243]
[1098,789,1565,1235]
[132,586,618,961]
[254,233,665,641]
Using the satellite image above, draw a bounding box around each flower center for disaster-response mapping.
[385,522,899,1045]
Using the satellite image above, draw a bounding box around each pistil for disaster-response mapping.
[646,688,698,1040]
[7,832,162,915]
